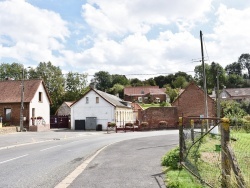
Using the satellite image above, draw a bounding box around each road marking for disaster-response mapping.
[0,154,29,164]
[54,143,112,188]
[40,145,61,151]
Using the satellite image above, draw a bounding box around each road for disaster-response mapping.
[0,130,178,188]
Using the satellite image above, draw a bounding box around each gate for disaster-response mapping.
[50,115,69,129]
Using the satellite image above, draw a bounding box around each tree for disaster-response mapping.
[93,71,112,91]
[108,84,124,98]
[165,86,179,103]
[174,71,193,82]
[0,62,24,80]
[225,62,243,76]
[111,74,129,86]
[225,74,244,88]
[194,63,210,88]
[238,53,250,78]
[130,78,143,86]
[172,76,188,89]
[64,72,88,101]
[143,78,156,86]
[154,75,166,88]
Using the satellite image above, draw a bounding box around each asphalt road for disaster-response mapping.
[0,130,178,188]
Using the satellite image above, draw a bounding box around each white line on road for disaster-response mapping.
[0,154,29,164]
[40,145,61,151]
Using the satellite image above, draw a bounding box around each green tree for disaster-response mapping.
[225,74,244,88]
[130,78,143,86]
[225,62,243,76]
[238,53,250,78]
[93,71,112,91]
[174,71,193,82]
[143,78,156,86]
[154,75,166,88]
[194,63,210,88]
[64,72,88,101]
[111,74,129,86]
[108,83,124,98]
[165,86,179,103]
[172,76,188,89]
[0,62,24,80]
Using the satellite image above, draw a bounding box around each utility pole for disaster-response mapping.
[20,68,24,132]
[200,30,209,130]
[216,70,221,118]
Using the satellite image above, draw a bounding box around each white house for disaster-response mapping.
[71,88,134,130]
[0,79,51,131]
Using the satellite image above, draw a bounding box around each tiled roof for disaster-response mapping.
[131,102,143,111]
[124,86,166,96]
[224,88,250,97]
[0,79,49,103]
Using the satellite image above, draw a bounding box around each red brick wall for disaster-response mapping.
[0,103,30,129]
[138,107,178,128]
[172,82,216,118]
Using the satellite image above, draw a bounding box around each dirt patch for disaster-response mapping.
[201,152,220,164]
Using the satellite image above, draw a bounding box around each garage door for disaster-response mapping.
[85,117,97,130]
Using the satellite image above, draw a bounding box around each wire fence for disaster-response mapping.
[179,117,250,188]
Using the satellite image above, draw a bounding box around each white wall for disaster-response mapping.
[71,90,115,130]
[29,83,50,126]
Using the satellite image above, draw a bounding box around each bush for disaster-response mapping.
[140,122,148,127]
[107,122,116,127]
[161,147,180,170]
[158,121,167,126]
[125,122,133,126]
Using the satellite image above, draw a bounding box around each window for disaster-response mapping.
[96,97,99,103]
[39,92,43,102]
[5,108,11,121]
[86,97,89,104]
[138,97,142,102]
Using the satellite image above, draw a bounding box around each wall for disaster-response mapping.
[71,90,115,130]
[172,82,216,118]
[57,103,71,116]
[138,107,178,128]
[29,83,50,127]
[0,103,29,128]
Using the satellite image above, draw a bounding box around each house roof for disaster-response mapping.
[223,88,250,97]
[0,79,52,104]
[124,86,166,96]
[131,102,143,111]
[71,88,131,108]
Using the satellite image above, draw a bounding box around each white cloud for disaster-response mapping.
[0,0,69,65]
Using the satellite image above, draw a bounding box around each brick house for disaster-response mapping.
[172,82,216,118]
[0,79,52,130]
[124,86,168,103]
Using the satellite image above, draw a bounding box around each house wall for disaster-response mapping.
[115,107,134,127]
[172,83,216,118]
[71,91,115,130]
[138,107,178,128]
[29,83,50,127]
[0,102,29,128]
[57,103,71,116]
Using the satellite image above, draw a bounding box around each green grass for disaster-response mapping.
[164,167,203,188]
[163,131,250,187]
[140,103,161,109]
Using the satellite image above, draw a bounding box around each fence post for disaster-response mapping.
[221,118,231,188]
[201,119,205,136]
[179,117,184,164]
[191,119,194,143]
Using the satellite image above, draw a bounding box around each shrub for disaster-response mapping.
[161,147,180,170]
[107,122,116,127]
[159,121,167,126]
[140,122,148,127]
[125,122,133,126]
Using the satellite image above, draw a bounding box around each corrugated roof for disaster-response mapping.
[224,88,250,97]
[0,79,51,103]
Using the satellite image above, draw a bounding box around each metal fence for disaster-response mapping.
[179,116,249,188]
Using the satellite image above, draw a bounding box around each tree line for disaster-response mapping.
[1,53,250,115]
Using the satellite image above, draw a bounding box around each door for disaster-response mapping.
[85,117,97,130]
[75,120,85,130]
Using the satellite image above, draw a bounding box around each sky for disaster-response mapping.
[1,0,250,81]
